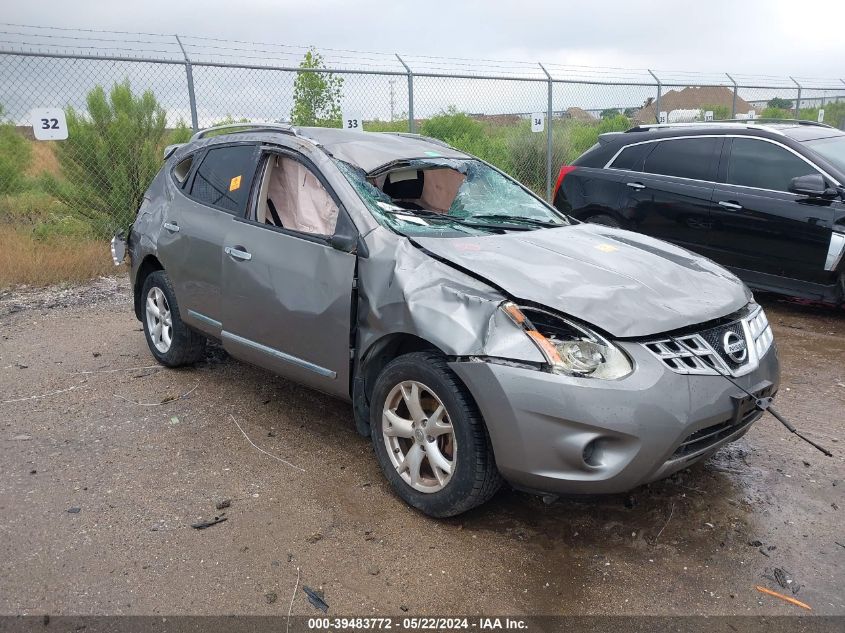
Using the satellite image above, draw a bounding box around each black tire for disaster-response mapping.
[588,213,622,228]
[370,351,502,517]
[141,270,206,367]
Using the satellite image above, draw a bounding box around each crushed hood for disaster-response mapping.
[413,223,751,338]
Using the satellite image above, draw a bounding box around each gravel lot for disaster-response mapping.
[1,277,843,616]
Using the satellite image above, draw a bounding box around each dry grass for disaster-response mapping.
[24,140,62,179]
[0,225,117,289]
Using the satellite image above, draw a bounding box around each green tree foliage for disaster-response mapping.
[54,80,169,236]
[600,108,620,119]
[701,104,730,120]
[419,107,508,170]
[290,49,343,127]
[767,97,793,109]
[0,105,32,195]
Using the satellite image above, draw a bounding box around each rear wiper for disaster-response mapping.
[463,214,566,228]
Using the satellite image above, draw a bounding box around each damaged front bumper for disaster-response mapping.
[449,342,780,496]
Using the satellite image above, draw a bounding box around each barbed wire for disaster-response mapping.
[1,23,842,87]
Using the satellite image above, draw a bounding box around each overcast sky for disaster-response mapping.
[4,0,845,81]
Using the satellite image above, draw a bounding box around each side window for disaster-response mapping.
[189,145,258,215]
[643,137,719,181]
[610,143,650,171]
[727,138,821,192]
[257,154,340,236]
[172,154,194,187]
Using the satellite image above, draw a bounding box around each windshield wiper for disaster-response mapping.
[463,214,566,228]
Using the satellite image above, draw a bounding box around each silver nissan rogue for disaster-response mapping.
[116,123,780,517]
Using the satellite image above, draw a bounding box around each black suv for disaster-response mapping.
[553,120,845,304]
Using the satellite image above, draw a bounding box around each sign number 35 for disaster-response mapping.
[31,107,68,141]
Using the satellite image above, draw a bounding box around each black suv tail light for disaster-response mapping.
[553,165,577,200]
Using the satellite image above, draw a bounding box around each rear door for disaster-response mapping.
[171,143,260,336]
[616,136,722,251]
[709,137,835,284]
[220,150,356,399]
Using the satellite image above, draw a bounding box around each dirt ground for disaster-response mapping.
[0,277,843,616]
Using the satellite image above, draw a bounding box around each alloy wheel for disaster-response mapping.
[145,286,173,353]
[382,380,457,493]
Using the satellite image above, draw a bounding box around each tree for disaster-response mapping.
[767,97,793,110]
[600,108,620,119]
[54,80,168,236]
[290,48,343,127]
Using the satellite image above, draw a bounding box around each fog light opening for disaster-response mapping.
[582,438,602,467]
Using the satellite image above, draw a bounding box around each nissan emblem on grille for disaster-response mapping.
[722,331,748,364]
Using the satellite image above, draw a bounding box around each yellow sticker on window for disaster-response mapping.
[229,175,242,192]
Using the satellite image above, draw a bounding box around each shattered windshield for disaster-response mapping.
[335,158,568,237]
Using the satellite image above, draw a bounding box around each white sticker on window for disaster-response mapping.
[342,111,363,131]
[31,108,68,141]
[531,113,545,133]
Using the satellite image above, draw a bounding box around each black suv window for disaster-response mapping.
[189,145,258,215]
[727,138,820,192]
[643,137,719,181]
[609,143,650,171]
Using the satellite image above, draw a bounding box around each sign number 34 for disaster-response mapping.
[31,108,68,141]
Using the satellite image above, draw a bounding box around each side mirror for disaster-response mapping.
[789,174,837,199]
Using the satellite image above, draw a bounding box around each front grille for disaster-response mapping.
[700,321,747,371]
[642,305,774,377]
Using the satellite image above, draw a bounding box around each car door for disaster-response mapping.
[709,137,835,285]
[168,143,260,336]
[617,136,722,252]
[220,150,357,399]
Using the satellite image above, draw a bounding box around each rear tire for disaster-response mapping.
[588,213,622,228]
[370,351,502,517]
[141,270,206,367]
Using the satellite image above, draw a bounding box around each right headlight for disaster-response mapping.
[501,302,633,380]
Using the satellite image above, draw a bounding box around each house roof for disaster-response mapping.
[634,86,753,123]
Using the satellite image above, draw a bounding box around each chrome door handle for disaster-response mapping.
[626,182,646,190]
[718,201,743,210]
[224,246,252,261]
[162,221,180,232]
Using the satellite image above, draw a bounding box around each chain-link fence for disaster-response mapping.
[1,25,844,288]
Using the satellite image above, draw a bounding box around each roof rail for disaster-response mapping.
[190,122,295,142]
[718,118,833,128]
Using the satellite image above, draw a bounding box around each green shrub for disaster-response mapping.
[701,104,731,120]
[0,112,31,195]
[32,213,96,240]
[54,80,169,237]
[0,190,66,224]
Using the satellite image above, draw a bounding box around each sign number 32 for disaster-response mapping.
[31,108,68,141]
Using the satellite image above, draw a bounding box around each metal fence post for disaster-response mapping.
[539,63,554,202]
[175,34,199,132]
[790,76,801,119]
[648,69,661,123]
[726,73,738,118]
[396,54,414,133]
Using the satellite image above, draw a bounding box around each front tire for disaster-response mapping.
[141,270,206,367]
[370,351,502,517]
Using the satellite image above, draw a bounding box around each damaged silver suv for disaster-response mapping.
[117,123,780,517]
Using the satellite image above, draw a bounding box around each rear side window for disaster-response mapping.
[727,138,821,192]
[189,145,258,215]
[610,143,651,171]
[643,137,719,181]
